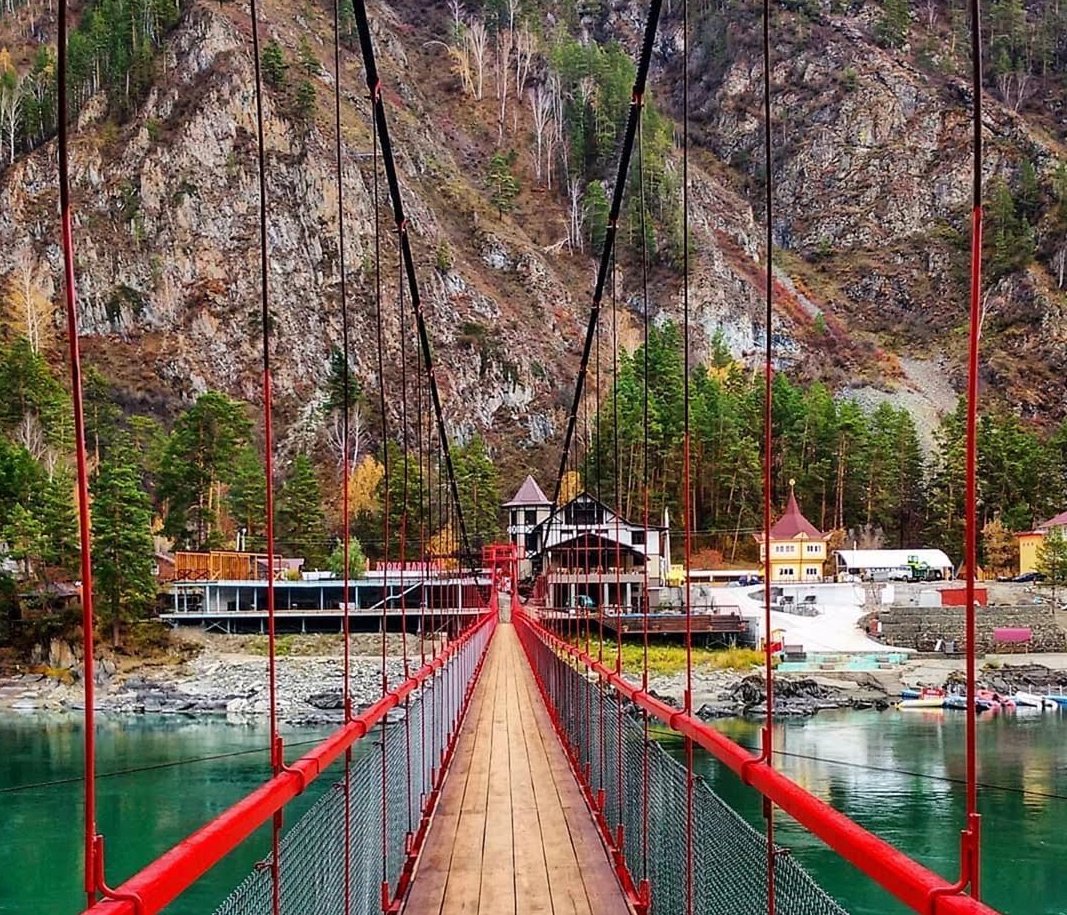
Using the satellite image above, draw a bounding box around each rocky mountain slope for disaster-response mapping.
[1,0,1066,486]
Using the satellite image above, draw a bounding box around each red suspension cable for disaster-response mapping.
[636,104,652,888]
[244,4,283,909]
[681,0,694,905]
[56,0,100,903]
[369,85,392,903]
[397,223,415,843]
[930,0,984,906]
[330,1,354,907]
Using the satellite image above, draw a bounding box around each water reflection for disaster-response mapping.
[0,713,337,915]
[682,709,1067,915]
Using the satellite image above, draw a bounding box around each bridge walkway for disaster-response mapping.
[403,623,629,915]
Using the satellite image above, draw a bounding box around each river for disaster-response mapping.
[1,709,1064,914]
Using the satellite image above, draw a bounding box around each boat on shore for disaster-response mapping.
[1013,692,1059,710]
[898,687,946,710]
[943,695,995,712]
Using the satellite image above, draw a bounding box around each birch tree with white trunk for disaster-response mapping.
[529,86,552,184]
[468,19,488,101]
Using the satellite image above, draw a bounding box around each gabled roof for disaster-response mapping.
[504,474,551,507]
[1037,510,1067,531]
[545,530,647,558]
[768,490,824,540]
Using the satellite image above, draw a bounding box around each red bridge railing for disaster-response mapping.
[514,607,999,915]
[83,607,497,915]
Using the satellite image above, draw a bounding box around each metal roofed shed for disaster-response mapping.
[834,549,954,582]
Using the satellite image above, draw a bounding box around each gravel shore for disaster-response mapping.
[0,632,434,725]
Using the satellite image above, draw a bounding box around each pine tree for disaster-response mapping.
[83,367,123,466]
[982,516,1017,578]
[262,40,288,87]
[325,347,361,415]
[1036,526,1067,603]
[226,446,267,551]
[384,444,426,559]
[297,36,320,76]
[327,538,367,578]
[453,437,502,547]
[294,79,317,123]
[159,392,252,550]
[39,469,80,576]
[278,454,329,569]
[584,180,610,253]
[876,0,911,48]
[91,449,156,647]
[2,503,48,581]
[0,438,40,532]
[487,150,520,218]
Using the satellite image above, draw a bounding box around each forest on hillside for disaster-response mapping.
[3,318,1067,643]
[0,334,502,646]
[581,323,1067,569]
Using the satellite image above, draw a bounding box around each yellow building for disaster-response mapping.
[754,484,830,583]
[1018,510,1067,574]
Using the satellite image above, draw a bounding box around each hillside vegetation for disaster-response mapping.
[1,0,1067,643]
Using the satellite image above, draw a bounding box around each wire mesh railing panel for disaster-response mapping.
[518,618,849,915]
[214,618,492,915]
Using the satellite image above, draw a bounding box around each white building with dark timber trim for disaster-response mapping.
[504,478,668,611]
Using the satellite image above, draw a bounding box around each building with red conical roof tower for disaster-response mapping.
[754,480,830,583]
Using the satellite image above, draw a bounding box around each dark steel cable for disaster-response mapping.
[552,0,665,505]
[349,0,474,567]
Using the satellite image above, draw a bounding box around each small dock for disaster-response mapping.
[599,611,747,638]
[403,624,630,915]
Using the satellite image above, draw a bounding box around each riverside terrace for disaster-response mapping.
[160,569,491,634]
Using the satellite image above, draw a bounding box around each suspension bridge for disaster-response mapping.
[44,0,1002,904]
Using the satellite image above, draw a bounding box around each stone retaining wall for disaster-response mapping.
[873,604,1066,653]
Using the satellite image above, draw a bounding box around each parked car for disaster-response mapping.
[887,568,912,582]
[1012,571,1047,583]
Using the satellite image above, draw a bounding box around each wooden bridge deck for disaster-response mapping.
[403,623,630,915]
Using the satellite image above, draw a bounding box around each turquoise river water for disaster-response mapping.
[1,708,1064,914]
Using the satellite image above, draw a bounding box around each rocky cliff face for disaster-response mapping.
[1,0,1065,480]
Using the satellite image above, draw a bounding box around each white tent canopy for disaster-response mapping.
[834,549,954,574]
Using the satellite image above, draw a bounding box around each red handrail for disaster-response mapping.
[83,610,495,915]
[515,609,998,915]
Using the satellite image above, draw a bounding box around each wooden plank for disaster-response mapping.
[515,641,631,915]
[514,647,594,915]
[505,653,554,914]
[405,625,631,915]
[403,634,499,915]
[438,645,499,914]
[478,647,516,913]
